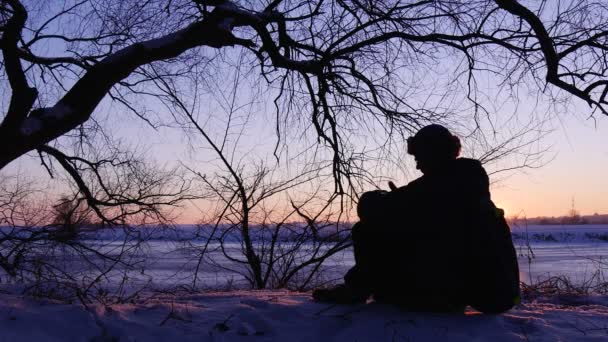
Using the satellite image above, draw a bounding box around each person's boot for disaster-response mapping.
[312,284,369,304]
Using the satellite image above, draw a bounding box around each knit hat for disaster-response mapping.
[407,124,461,160]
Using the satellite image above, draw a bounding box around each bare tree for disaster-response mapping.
[2,0,608,298]
[183,163,352,290]
[0,173,48,278]
[146,48,355,290]
[49,194,94,241]
[0,160,190,302]
[1,0,608,195]
[37,143,195,225]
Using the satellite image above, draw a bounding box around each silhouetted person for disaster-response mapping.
[313,124,520,314]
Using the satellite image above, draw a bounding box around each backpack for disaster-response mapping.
[468,204,521,313]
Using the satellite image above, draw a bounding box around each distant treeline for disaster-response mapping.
[508,213,608,225]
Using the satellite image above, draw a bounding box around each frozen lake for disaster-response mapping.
[510,224,608,284]
[79,225,608,289]
[1,224,608,291]
[514,242,608,284]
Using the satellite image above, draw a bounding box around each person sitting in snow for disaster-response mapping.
[313,124,520,314]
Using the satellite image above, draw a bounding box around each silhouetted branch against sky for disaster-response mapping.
[1,0,608,199]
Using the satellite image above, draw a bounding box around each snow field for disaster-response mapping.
[1,290,607,341]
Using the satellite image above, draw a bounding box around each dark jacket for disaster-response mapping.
[356,158,520,312]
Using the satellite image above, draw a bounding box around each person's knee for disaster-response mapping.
[357,190,389,221]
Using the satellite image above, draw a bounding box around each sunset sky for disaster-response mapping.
[4,0,605,224]
[491,111,608,219]
[5,33,607,224]
[9,95,606,224]
[174,110,608,223]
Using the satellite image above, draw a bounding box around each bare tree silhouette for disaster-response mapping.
[1,0,608,194]
[2,0,608,298]
[0,164,191,302]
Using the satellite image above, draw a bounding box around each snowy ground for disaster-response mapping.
[1,225,607,340]
[1,290,607,341]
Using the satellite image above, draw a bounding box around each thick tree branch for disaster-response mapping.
[38,145,192,224]
[0,0,37,131]
[0,2,255,170]
[494,0,595,107]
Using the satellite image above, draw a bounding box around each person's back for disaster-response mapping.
[313,124,520,314]
[375,157,519,312]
